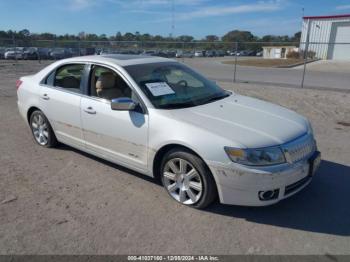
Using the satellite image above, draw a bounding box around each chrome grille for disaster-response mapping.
[282,134,316,163]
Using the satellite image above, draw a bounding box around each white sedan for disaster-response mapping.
[17,54,321,209]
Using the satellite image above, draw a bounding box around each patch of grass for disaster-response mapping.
[223,58,304,68]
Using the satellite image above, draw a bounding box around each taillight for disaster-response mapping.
[16,79,23,90]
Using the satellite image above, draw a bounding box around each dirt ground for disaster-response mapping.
[0,61,349,255]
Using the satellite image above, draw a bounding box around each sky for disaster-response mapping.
[1,0,350,38]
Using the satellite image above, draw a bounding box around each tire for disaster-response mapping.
[29,110,58,148]
[160,148,217,209]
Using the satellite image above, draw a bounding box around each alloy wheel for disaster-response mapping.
[163,158,203,205]
[31,113,49,146]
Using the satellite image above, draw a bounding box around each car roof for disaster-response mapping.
[61,54,173,67]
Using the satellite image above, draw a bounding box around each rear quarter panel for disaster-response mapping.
[17,76,42,124]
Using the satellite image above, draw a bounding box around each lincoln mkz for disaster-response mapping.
[17,55,321,208]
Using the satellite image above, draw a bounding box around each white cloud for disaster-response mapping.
[141,0,285,23]
[335,4,350,10]
[66,0,284,20]
[66,0,206,11]
[68,0,97,10]
[177,1,284,20]
[109,0,206,8]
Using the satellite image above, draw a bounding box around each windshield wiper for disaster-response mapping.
[198,93,230,105]
[158,101,197,109]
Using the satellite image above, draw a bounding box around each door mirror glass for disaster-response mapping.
[111,97,138,111]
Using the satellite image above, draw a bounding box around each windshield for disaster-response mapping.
[124,62,230,109]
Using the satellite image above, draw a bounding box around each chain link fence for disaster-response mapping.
[1,37,349,91]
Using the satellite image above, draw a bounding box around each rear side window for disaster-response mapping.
[46,64,85,93]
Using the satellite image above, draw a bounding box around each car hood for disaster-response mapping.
[167,94,309,148]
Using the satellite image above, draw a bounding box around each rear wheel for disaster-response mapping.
[29,110,58,148]
[160,149,217,209]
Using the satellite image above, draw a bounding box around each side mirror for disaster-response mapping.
[111,97,138,111]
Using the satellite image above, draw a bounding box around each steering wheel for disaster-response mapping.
[176,80,188,87]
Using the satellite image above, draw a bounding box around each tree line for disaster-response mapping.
[1,29,301,43]
[0,29,301,51]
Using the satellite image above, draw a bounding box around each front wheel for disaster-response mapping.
[160,149,217,209]
[29,110,58,148]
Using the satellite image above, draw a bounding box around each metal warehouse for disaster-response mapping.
[300,14,350,60]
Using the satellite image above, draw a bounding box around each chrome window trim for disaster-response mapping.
[40,60,148,114]
[39,62,86,95]
[87,62,148,114]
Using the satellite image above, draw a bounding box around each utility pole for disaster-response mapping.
[301,18,311,88]
[170,0,175,38]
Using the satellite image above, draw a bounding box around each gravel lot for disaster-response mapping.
[0,60,349,255]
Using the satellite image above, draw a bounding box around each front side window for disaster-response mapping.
[53,64,85,93]
[89,65,132,101]
[124,62,230,109]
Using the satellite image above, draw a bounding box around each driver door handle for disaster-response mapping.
[41,93,50,100]
[83,106,96,115]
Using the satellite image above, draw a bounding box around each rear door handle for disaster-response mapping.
[83,106,96,114]
[41,94,50,100]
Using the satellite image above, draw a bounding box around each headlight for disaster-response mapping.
[224,146,286,166]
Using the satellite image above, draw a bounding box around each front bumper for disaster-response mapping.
[208,151,321,206]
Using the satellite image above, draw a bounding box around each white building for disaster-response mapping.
[262,46,298,59]
[300,14,350,60]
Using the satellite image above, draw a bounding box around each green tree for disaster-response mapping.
[205,35,219,42]
[123,32,135,41]
[222,30,254,42]
[176,35,194,42]
[292,31,301,42]
[115,32,123,41]
[19,29,30,38]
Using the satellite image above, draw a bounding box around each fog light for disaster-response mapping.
[258,189,279,201]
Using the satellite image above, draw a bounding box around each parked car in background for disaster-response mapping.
[166,50,177,58]
[205,50,216,57]
[23,47,39,60]
[4,47,24,60]
[194,50,204,57]
[49,48,71,60]
[184,51,194,58]
[143,50,157,56]
[256,51,263,57]
[156,50,169,58]
[82,47,96,56]
[176,50,194,58]
[216,50,226,57]
[239,50,250,56]
[68,48,80,57]
[117,49,133,55]
[133,49,144,55]
[17,54,321,209]
[247,50,257,56]
[99,49,120,55]
[37,48,51,60]
[0,48,6,59]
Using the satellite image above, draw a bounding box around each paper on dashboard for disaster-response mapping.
[145,82,175,97]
